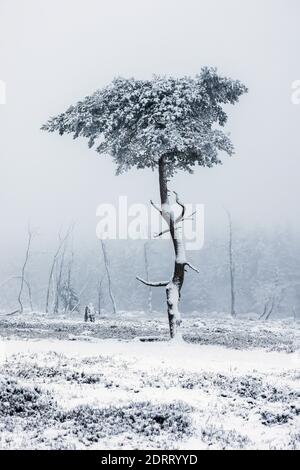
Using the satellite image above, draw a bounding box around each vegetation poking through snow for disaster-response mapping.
[0,314,299,449]
[0,312,298,352]
[0,377,55,419]
[57,402,193,446]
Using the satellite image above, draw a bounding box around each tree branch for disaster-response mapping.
[185,262,200,273]
[173,191,186,222]
[150,200,162,216]
[154,211,197,238]
[136,276,169,288]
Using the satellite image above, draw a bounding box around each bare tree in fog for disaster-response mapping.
[101,241,117,314]
[224,208,236,317]
[0,276,33,315]
[53,239,67,314]
[259,272,285,321]
[62,243,76,313]
[97,272,105,316]
[17,226,33,314]
[42,68,247,337]
[45,225,73,313]
[143,242,152,313]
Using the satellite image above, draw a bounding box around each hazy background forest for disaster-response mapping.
[1,224,299,318]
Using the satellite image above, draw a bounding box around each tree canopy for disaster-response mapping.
[42,67,247,176]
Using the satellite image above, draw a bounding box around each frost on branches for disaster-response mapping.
[42,67,247,176]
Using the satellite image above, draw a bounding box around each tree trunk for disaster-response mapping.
[98,286,102,316]
[144,242,153,313]
[259,301,269,320]
[159,156,186,339]
[136,156,199,339]
[18,228,33,314]
[101,241,117,314]
[53,249,65,314]
[84,306,88,322]
[97,273,105,316]
[64,249,74,313]
[225,209,236,318]
[0,276,33,313]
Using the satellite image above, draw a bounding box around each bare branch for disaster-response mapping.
[4,310,20,316]
[186,210,197,219]
[150,200,162,216]
[185,262,200,273]
[153,227,171,238]
[154,212,196,238]
[136,276,169,288]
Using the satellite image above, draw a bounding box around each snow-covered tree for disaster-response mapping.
[42,68,247,338]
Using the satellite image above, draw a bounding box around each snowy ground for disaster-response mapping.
[0,312,299,450]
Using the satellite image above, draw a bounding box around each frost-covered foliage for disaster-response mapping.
[58,401,192,446]
[0,377,55,419]
[42,68,247,175]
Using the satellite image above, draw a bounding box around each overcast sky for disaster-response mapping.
[0,0,299,253]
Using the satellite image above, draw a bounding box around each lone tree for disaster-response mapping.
[42,67,247,338]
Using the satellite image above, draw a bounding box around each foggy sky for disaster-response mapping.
[0,0,300,255]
